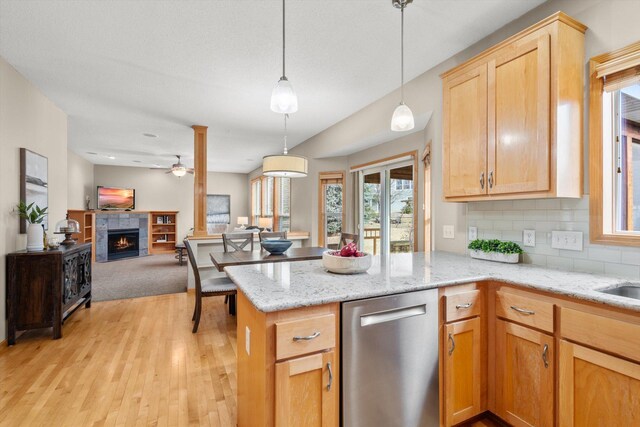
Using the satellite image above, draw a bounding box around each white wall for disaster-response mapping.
[0,56,68,342]
[95,165,249,239]
[67,150,94,210]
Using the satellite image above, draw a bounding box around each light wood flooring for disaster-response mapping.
[0,293,237,426]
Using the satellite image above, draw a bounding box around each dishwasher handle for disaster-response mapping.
[360,304,427,327]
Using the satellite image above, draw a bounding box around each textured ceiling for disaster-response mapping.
[0,0,546,173]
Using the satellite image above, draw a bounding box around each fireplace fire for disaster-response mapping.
[107,228,140,261]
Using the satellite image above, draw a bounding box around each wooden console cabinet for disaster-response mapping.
[6,243,92,345]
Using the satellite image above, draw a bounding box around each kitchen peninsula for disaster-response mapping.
[228,251,640,427]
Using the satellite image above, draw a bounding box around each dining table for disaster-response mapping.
[210,246,327,273]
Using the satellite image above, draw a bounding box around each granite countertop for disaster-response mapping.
[224,251,640,313]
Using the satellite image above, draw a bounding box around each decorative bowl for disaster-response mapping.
[322,251,372,274]
[260,239,293,255]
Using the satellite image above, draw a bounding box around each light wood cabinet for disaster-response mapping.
[443,64,488,198]
[441,12,586,201]
[237,291,339,427]
[487,34,550,195]
[559,340,640,427]
[495,319,554,427]
[275,351,336,427]
[444,317,483,426]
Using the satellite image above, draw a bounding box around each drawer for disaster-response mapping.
[495,289,554,332]
[561,307,640,363]
[444,289,482,322]
[275,314,335,360]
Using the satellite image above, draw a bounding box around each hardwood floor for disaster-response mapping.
[0,293,237,426]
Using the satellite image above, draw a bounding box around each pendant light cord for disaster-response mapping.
[400,3,405,103]
[282,0,286,78]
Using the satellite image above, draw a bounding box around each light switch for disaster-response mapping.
[443,225,455,239]
[550,231,583,251]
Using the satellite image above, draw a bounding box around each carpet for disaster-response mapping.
[92,254,187,301]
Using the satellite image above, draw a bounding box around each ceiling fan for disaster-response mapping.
[154,155,194,177]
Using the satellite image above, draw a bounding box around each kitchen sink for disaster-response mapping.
[598,284,640,300]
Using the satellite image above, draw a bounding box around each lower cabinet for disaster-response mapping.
[444,316,482,426]
[558,340,640,426]
[275,351,336,427]
[495,319,554,427]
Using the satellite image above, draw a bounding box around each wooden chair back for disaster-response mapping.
[222,232,255,253]
[340,232,359,248]
[259,231,287,242]
[183,239,201,295]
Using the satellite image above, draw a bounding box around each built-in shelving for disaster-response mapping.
[150,211,178,254]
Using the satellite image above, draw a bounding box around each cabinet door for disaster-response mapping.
[559,340,640,427]
[495,319,553,427]
[488,34,550,195]
[275,351,336,427]
[443,64,488,198]
[444,317,482,426]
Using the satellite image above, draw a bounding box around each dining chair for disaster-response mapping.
[259,231,287,242]
[339,232,359,248]
[184,239,237,333]
[222,232,255,252]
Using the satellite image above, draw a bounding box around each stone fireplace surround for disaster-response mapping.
[95,213,148,262]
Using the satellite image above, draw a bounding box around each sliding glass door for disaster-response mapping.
[319,172,345,249]
[359,161,415,255]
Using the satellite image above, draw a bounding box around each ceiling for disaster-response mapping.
[0,0,546,173]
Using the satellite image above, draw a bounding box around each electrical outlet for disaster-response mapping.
[245,326,251,355]
[468,226,478,241]
[523,230,536,247]
[443,225,455,239]
[550,230,583,251]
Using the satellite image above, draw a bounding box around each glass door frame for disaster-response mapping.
[318,171,346,248]
[358,157,416,255]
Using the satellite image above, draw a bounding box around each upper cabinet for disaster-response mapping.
[441,12,586,201]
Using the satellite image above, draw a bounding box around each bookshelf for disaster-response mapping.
[150,211,178,254]
[67,209,94,244]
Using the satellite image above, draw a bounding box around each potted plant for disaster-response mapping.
[468,239,523,264]
[17,202,47,251]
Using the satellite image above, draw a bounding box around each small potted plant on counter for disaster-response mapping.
[17,202,47,251]
[468,239,523,264]
[323,242,372,274]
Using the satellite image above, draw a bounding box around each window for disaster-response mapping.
[250,176,291,231]
[590,41,640,245]
[318,172,345,248]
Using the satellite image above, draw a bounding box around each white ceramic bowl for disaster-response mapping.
[322,251,372,274]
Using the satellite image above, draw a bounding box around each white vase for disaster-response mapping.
[26,223,44,251]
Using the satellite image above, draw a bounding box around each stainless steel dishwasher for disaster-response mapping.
[342,289,439,427]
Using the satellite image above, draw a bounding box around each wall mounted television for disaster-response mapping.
[97,186,135,210]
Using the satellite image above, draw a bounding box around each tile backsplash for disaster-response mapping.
[467,196,640,280]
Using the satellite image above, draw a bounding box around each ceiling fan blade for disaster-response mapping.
[165,170,173,174]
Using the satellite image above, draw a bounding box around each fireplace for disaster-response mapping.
[107,228,140,261]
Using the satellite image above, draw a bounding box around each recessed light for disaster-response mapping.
[132,160,142,163]
[87,151,97,155]
[143,133,158,138]
[107,155,116,160]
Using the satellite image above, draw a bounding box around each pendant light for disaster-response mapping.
[263,114,308,177]
[270,0,298,114]
[390,0,414,132]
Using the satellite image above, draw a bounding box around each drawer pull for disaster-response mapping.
[327,362,333,391]
[448,333,455,356]
[510,305,535,315]
[456,303,473,309]
[293,331,321,342]
[542,344,549,368]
